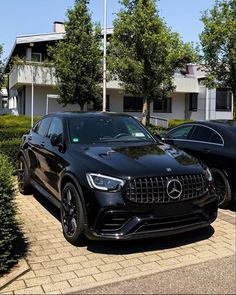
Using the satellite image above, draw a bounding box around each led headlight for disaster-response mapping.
[86,173,125,191]
[204,167,213,182]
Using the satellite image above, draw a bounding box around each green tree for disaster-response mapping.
[49,0,102,110]
[0,44,4,88]
[200,0,236,116]
[109,0,196,125]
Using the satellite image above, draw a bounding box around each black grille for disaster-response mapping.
[99,214,130,233]
[126,174,208,204]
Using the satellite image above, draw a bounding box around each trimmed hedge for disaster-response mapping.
[0,138,22,167]
[0,154,18,274]
[148,119,193,136]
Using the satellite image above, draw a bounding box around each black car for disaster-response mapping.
[161,120,236,208]
[17,112,218,245]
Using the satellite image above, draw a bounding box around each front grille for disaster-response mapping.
[126,174,208,204]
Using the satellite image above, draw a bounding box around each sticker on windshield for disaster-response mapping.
[72,137,80,142]
[133,132,145,137]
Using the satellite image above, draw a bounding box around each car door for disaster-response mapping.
[27,116,52,186]
[41,117,68,199]
[187,125,224,165]
[163,124,196,154]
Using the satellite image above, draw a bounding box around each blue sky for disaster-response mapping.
[0,0,215,60]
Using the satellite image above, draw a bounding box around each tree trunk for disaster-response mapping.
[80,104,84,111]
[141,97,150,126]
[232,88,236,119]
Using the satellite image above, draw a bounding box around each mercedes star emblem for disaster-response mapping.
[167,179,183,199]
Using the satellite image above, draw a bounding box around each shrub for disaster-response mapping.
[0,138,22,167]
[148,119,193,136]
[0,154,18,274]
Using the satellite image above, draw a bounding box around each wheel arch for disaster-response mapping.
[60,172,88,225]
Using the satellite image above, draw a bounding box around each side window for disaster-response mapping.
[33,117,52,137]
[189,126,222,144]
[167,125,193,139]
[47,117,63,138]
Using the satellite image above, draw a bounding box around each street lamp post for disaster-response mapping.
[103,0,107,112]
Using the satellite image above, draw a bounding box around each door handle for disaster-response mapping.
[28,136,32,141]
[40,142,45,147]
[203,148,210,154]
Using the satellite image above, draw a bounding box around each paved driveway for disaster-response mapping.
[1,192,235,294]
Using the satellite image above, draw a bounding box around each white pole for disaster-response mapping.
[31,67,34,127]
[103,0,107,112]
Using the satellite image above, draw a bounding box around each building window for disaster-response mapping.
[31,52,42,62]
[216,89,232,111]
[123,96,143,112]
[153,97,172,113]
[189,93,198,111]
[87,95,110,111]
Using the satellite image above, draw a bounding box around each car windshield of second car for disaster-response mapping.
[68,116,154,144]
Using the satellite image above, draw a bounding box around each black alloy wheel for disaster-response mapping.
[210,168,231,208]
[61,183,85,245]
[17,156,32,194]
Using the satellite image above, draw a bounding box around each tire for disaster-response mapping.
[210,168,231,208]
[17,156,33,195]
[60,182,86,245]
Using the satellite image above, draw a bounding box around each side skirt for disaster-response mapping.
[30,179,61,209]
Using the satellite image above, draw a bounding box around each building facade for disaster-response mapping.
[5,22,234,124]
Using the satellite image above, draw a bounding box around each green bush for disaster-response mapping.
[0,138,22,167]
[0,154,18,274]
[148,119,193,136]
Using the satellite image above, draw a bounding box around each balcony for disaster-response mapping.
[9,64,57,89]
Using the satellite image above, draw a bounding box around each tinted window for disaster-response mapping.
[123,96,143,112]
[34,117,52,136]
[190,126,223,144]
[48,117,63,138]
[167,125,193,139]
[216,89,232,111]
[69,116,153,144]
[153,97,172,113]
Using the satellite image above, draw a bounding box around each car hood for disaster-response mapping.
[71,142,203,178]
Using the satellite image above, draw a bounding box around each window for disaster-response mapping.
[89,95,110,111]
[123,96,143,112]
[216,89,232,111]
[47,117,63,138]
[167,125,193,139]
[31,52,42,62]
[189,93,198,111]
[189,126,223,144]
[153,97,172,113]
[33,117,52,136]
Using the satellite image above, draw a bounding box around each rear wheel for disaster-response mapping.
[17,156,32,194]
[210,168,231,208]
[61,183,86,245]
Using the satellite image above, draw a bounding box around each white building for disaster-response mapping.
[5,22,234,124]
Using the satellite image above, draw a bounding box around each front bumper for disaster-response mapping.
[84,193,218,241]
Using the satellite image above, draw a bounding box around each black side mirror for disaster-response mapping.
[50,134,65,151]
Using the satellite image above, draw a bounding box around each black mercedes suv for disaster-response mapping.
[17,112,218,245]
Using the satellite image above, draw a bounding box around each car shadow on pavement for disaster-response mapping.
[86,226,215,255]
[32,191,215,255]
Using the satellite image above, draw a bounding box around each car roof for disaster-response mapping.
[46,111,134,119]
[171,120,236,136]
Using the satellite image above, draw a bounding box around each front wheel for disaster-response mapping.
[210,168,231,208]
[61,183,86,245]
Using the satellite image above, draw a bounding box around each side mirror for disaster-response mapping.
[50,134,65,151]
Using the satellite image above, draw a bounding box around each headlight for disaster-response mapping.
[204,167,213,182]
[86,173,125,191]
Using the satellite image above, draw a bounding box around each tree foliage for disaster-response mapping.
[109,0,197,125]
[49,0,102,110]
[200,0,236,116]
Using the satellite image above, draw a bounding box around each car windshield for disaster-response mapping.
[68,115,154,144]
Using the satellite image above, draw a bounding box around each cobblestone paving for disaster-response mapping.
[1,192,235,294]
